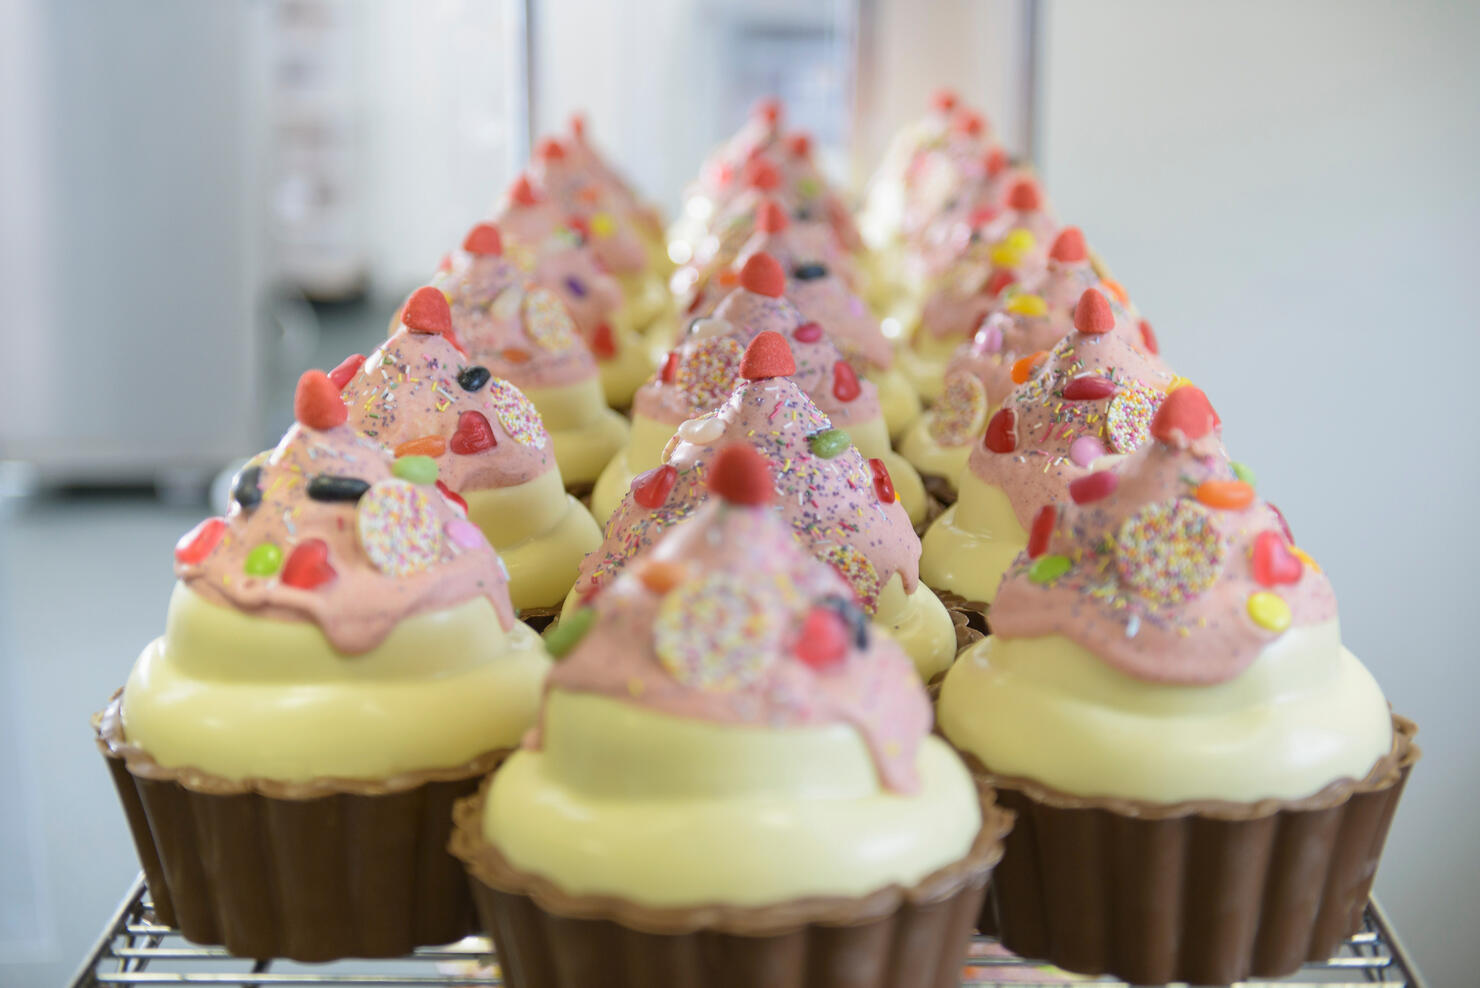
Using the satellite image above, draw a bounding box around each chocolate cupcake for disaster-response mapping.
[452,443,1011,988]
[94,371,551,961]
[936,386,1417,984]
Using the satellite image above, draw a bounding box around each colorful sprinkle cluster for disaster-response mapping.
[653,571,793,690]
[356,478,444,576]
[677,336,745,410]
[523,286,581,352]
[486,377,548,448]
[1105,382,1163,453]
[929,370,988,445]
[1113,498,1225,606]
[816,541,883,614]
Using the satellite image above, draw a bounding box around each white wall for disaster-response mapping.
[1037,3,1480,984]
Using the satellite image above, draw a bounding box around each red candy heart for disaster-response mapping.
[708,443,774,505]
[740,331,796,380]
[832,360,861,402]
[1139,319,1160,354]
[510,175,540,206]
[1252,530,1304,587]
[590,322,617,359]
[403,286,453,337]
[793,322,823,343]
[739,252,786,297]
[1050,227,1087,263]
[983,408,1017,453]
[175,517,227,565]
[869,458,896,503]
[985,147,1008,178]
[1027,504,1056,558]
[449,410,497,454]
[1151,386,1218,445]
[436,479,468,514]
[984,268,1017,297]
[742,158,780,191]
[281,538,336,590]
[1074,288,1114,335]
[1007,178,1042,211]
[757,199,789,233]
[1062,374,1117,400]
[462,223,503,256]
[1069,470,1119,504]
[327,353,364,391]
[294,370,348,430]
[660,350,679,383]
[537,137,565,161]
[632,464,678,509]
[794,607,849,670]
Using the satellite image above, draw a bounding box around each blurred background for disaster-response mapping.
[1,0,1476,985]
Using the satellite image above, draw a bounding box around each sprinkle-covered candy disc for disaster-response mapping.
[1105,381,1164,454]
[357,479,445,577]
[491,285,524,322]
[653,572,789,690]
[677,336,744,411]
[1115,498,1224,606]
[929,370,988,445]
[486,377,548,448]
[522,287,580,352]
[816,542,882,614]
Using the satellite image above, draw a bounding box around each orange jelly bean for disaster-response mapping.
[502,347,532,364]
[1195,479,1255,510]
[718,269,740,287]
[1011,350,1048,384]
[1101,278,1129,305]
[638,560,686,593]
[395,435,447,458]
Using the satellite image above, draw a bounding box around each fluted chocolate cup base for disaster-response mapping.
[913,491,947,539]
[932,589,989,639]
[518,605,562,634]
[450,778,1013,988]
[94,692,506,962]
[968,716,1418,986]
[921,473,958,509]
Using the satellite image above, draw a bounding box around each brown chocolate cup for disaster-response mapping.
[913,488,947,539]
[94,691,507,962]
[961,717,1418,986]
[517,605,562,634]
[449,777,1014,988]
[921,473,959,509]
[932,589,989,639]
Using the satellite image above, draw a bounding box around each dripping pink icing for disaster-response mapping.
[181,422,515,654]
[545,496,931,793]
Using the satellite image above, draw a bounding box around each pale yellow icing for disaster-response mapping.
[485,689,981,906]
[875,576,956,682]
[897,331,958,402]
[938,620,1393,803]
[898,415,972,488]
[524,379,629,485]
[594,322,656,408]
[122,584,551,781]
[868,365,921,440]
[918,468,1027,603]
[465,470,602,611]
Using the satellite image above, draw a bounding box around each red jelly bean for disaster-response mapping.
[984,268,1017,297]
[740,331,796,380]
[660,350,679,383]
[462,223,502,256]
[449,410,497,454]
[1062,374,1117,400]
[590,322,617,359]
[1068,470,1118,504]
[757,199,789,233]
[832,360,861,401]
[632,464,678,509]
[1050,227,1087,263]
[1139,319,1160,355]
[436,479,467,514]
[707,443,774,505]
[794,607,849,670]
[174,517,227,565]
[869,458,896,503]
[294,370,348,430]
[1151,386,1218,445]
[1073,288,1114,335]
[281,538,336,590]
[327,353,363,391]
[983,408,1017,453]
[793,322,823,343]
[1027,504,1056,559]
[1252,530,1304,587]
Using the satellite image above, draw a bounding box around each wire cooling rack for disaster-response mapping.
[70,874,1425,988]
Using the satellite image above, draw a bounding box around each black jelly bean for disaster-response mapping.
[792,263,828,281]
[821,594,870,649]
[457,365,491,392]
[231,465,262,511]
[307,475,371,502]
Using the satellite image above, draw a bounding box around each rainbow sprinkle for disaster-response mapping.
[486,378,548,448]
[653,572,788,690]
[1114,498,1224,606]
[1106,382,1163,453]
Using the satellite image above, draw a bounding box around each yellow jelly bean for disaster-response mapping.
[1247,592,1291,632]
[590,212,615,238]
[1167,375,1193,393]
[989,229,1037,268]
[1292,547,1322,572]
[1006,293,1048,317]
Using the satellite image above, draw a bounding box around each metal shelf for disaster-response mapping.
[70,875,1425,988]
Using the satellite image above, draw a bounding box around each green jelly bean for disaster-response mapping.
[808,428,850,459]
[1231,461,1256,486]
[545,607,596,659]
[1028,554,1071,584]
[393,454,439,485]
[245,542,283,577]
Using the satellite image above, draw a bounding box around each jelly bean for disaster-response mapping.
[445,519,485,549]
[307,475,370,502]
[984,268,1017,297]
[1195,479,1254,510]
[403,286,453,336]
[435,479,467,514]
[792,263,828,281]
[1006,293,1048,317]
[983,407,1018,453]
[794,607,849,670]
[392,455,439,485]
[809,428,851,459]
[677,416,724,444]
[591,323,617,359]
[294,370,348,430]
[1062,375,1116,400]
[463,223,503,256]
[632,464,679,509]
[740,331,795,380]
[244,542,283,578]
[1292,546,1321,572]
[1231,461,1256,486]
[396,436,447,459]
[974,321,1004,353]
[449,410,497,454]
[563,275,587,298]
[501,347,532,365]
[590,213,615,238]
[1073,289,1113,335]
[456,365,491,393]
[545,607,596,659]
[638,560,686,593]
[739,252,786,297]
[281,538,335,589]
[1101,279,1129,305]
[232,465,262,511]
[660,351,679,383]
[328,352,364,390]
[869,458,896,503]
[1028,554,1071,584]
[793,322,823,343]
[1069,470,1118,504]
[174,517,227,565]
[1246,591,1291,632]
[1139,320,1160,355]
[1069,436,1107,468]
[1251,530,1303,586]
[1027,504,1056,559]
[1010,351,1046,384]
[832,360,861,401]
[821,594,870,648]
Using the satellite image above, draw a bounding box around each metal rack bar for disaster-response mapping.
[70,874,1425,988]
